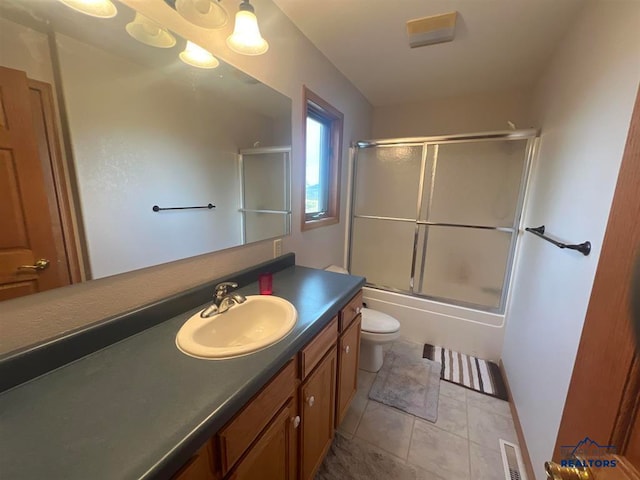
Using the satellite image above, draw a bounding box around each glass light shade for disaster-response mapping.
[126,13,176,48]
[226,10,269,55]
[179,41,220,69]
[57,0,117,18]
[175,0,228,29]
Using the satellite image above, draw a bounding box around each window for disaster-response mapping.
[302,87,343,230]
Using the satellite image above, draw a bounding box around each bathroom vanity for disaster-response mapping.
[0,254,365,480]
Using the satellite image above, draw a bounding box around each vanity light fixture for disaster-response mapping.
[174,0,228,29]
[126,13,177,48]
[57,0,117,18]
[226,0,269,56]
[179,41,220,68]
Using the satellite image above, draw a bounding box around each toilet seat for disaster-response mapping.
[361,308,400,334]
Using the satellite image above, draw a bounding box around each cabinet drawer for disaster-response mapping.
[218,360,296,475]
[299,316,338,380]
[339,291,363,332]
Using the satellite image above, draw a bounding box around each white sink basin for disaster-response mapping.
[176,295,297,359]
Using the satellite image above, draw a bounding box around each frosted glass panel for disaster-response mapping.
[244,212,288,244]
[350,217,415,291]
[427,140,527,227]
[417,226,512,309]
[354,145,423,219]
[243,151,288,211]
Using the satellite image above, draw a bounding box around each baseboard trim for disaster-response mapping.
[499,359,536,480]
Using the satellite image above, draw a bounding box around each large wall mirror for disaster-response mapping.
[0,0,292,302]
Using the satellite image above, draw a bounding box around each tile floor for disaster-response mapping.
[337,344,519,480]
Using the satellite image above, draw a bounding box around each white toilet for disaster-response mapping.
[325,265,401,372]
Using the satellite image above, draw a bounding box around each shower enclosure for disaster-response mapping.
[348,130,538,313]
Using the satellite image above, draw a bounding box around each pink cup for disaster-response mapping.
[258,273,273,295]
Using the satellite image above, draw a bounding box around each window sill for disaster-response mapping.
[301,216,339,231]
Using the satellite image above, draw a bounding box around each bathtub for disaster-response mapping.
[362,286,505,361]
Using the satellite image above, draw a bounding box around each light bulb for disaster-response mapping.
[179,41,220,69]
[175,0,228,29]
[226,3,268,55]
[57,0,117,18]
[126,13,176,48]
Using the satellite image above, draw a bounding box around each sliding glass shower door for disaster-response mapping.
[239,147,291,244]
[349,131,537,312]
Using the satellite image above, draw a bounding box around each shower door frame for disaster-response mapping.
[348,129,539,313]
[238,146,292,244]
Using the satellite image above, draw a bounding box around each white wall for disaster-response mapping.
[0,0,372,355]
[502,2,640,478]
[371,88,533,139]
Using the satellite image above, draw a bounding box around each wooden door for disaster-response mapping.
[300,346,337,480]
[549,88,640,478]
[0,66,74,300]
[336,315,361,427]
[228,399,298,480]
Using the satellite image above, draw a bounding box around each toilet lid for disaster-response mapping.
[361,308,400,334]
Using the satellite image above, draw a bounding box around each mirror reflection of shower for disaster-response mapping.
[348,130,538,313]
[239,146,292,244]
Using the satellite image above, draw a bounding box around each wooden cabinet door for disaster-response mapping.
[173,443,217,480]
[336,316,361,427]
[228,399,298,480]
[300,346,337,480]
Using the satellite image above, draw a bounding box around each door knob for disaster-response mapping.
[344,345,350,354]
[306,396,315,407]
[545,460,593,480]
[17,259,50,272]
[292,416,300,429]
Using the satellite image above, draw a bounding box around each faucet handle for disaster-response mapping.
[214,282,238,299]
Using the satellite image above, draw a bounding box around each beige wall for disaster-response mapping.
[0,18,55,84]
[502,2,640,478]
[371,88,533,139]
[0,0,372,355]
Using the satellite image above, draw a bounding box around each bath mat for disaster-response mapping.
[368,340,441,422]
[315,432,420,480]
[423,344,508,401]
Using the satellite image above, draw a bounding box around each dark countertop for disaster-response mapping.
[0,265,365,480]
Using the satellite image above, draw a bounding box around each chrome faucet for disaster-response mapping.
[200,282,247,318]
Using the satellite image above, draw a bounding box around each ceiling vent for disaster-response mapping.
[406,11,457,48]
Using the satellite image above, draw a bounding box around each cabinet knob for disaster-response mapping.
[306,395,315,407]
[344,345,350,354]
[355,306,362,314]
[292,415,301,429]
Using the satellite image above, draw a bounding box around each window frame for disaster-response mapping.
[301,86,343,231]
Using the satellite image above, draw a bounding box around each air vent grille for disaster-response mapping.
[500,439,527,480]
